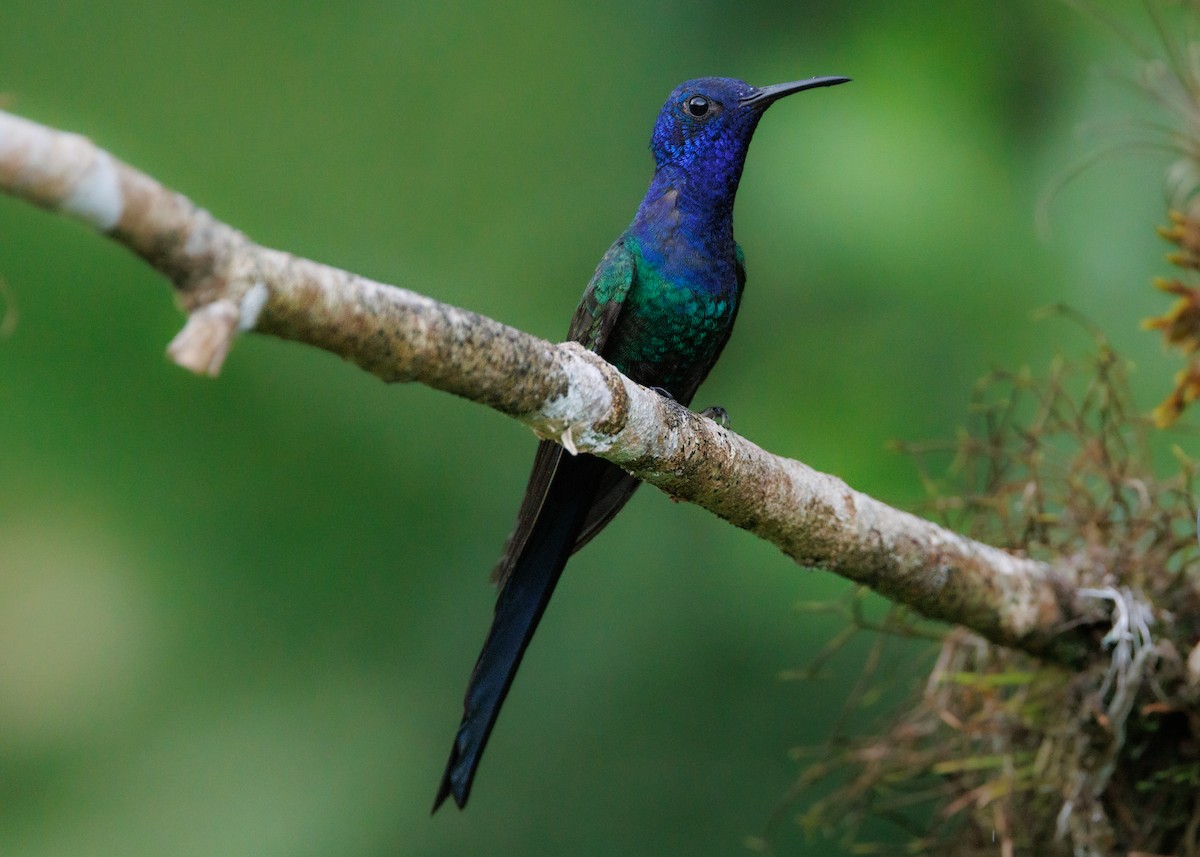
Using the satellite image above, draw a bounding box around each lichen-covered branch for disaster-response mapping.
[0,108,1099,664]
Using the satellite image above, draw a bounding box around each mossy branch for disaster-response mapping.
[0,108,1102,664]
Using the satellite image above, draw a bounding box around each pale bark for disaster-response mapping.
[0,109,1099,664]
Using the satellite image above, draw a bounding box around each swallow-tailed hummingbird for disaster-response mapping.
[434,74,850,812]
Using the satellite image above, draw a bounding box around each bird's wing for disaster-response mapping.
[566,238,637,347]
[572,454,641,554]
[443,239,638,807]
[490,238,636,587]
[574,246,748,549]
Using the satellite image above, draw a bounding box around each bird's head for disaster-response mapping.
[648,76,849,207]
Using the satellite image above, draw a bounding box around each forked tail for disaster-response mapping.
[432,453,607,811]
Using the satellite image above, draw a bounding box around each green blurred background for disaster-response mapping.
[0,2,1180,855]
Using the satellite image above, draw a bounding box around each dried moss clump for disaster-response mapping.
[1148,210,1200,426]
[767,342,1200,856]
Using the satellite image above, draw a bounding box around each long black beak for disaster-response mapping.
[739,76,851,108]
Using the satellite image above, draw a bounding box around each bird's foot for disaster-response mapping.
[700,405,731,429]
[648,386,676,401]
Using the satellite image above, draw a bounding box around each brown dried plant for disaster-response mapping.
[760,332,1200,856]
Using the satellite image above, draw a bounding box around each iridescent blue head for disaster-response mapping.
[646,75,849,216]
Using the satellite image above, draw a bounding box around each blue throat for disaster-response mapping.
[627,165,745,291]
[627,79,766,290]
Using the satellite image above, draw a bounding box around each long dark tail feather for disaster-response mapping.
[432,454,609,812]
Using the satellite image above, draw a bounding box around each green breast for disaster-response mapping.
[601,237,740,400]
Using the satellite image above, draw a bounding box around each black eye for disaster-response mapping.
[686,95,710,117]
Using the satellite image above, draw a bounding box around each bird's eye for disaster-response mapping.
[685,95,711,118]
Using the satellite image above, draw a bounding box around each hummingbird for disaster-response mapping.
[433,74,850,812]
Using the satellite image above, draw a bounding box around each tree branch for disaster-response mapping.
[0,108,1100,665]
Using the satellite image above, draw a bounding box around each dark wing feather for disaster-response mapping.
[565,243,746,554]
[490,238,637,586]
[572,243,746,551]
[566,238,637,346]
[490,439,563,584]
[438,239,639,810]
[572,246,747,548]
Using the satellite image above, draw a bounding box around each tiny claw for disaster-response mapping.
[648,386,676,400]
[700,405,731,429]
